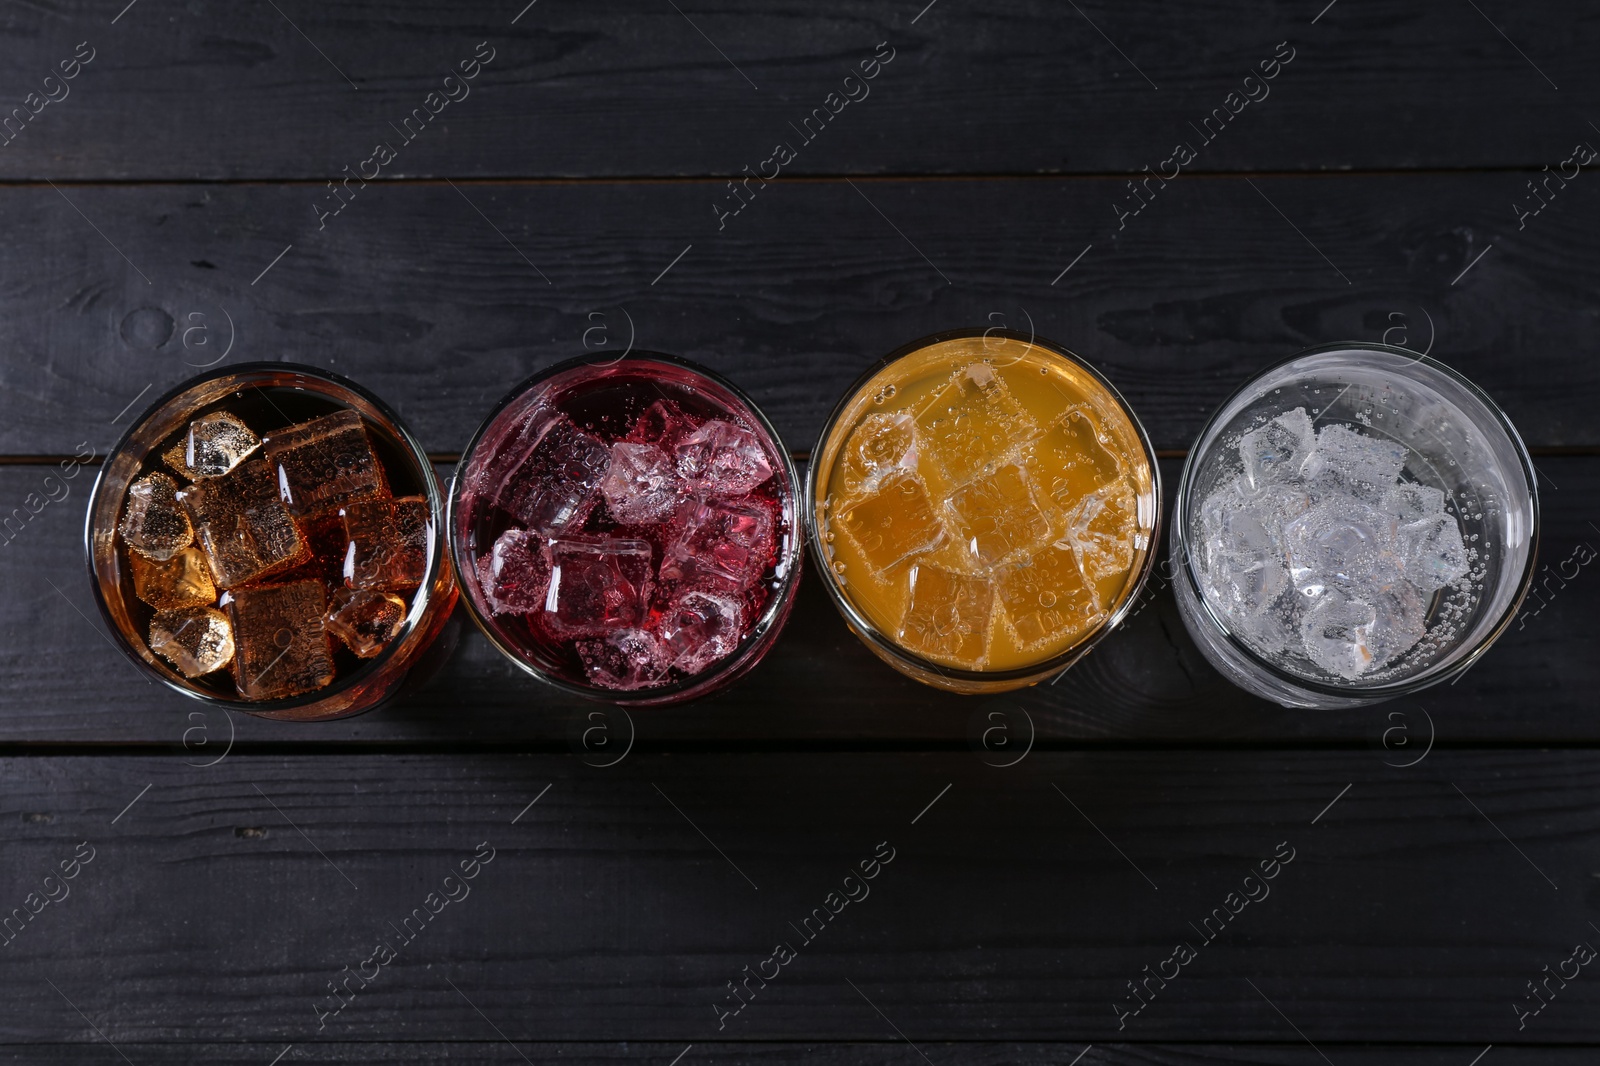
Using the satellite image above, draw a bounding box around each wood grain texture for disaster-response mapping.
[2,174,1597,458]
[0,1,1594,179]
[5,457,1595,745]
[1,751,1596,1043]
[0,1044,1582,1064]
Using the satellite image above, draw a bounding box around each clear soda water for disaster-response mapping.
[1173,346,1537,706]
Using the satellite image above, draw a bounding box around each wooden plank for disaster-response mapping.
[2,173,1597,458]
[0,2,1595,178]
[0,1043,1584,1064]
[2,751,1597,1043]
[5,456,1595,745]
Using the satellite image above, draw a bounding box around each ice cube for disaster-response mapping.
[601,441,682,525]
[1299,584,1425,680]
[129,546,216,609]
[1365,581,1428,670]
[898,563,994,669]
[657,589,744,674]
[262,409,389,517]
[1402,512,1469,593]
[1383,482,1447,524]
[1312,423,1408,500]
[1299,591,1377,679]
[163,411,260,479]
[995,540,1102,650]
[1281,493,1403,598]
[837,472,945,574]
[543,535,653,637]
[150,606,235,678]
[325,587,408,658]
[1195,479,1289,616]
[342,496,429,590]
[660,497,775,593]
[948,462,1052,566]
[1063,479,1138,583]
[1026,406,1120,508]
[1239,408,1316,490]
[499,414,610,533]
[178,457,306,588]
[914,362,1040,485]
[841,412,919,494]
[575,627,669,691]
[474,528,550,616]
[626,399,695,450]
[120,472,194,561]
[226,579,336,700]
[675,419,774,496]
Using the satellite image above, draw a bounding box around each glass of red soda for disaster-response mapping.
[449,352,803,705]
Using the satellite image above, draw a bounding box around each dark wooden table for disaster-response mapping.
[3,3,1598,1062]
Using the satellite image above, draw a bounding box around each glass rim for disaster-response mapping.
[82,360,451,712]
[446,348,805,704]
[1171,340,1542,699]
[805,326,1164,686]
